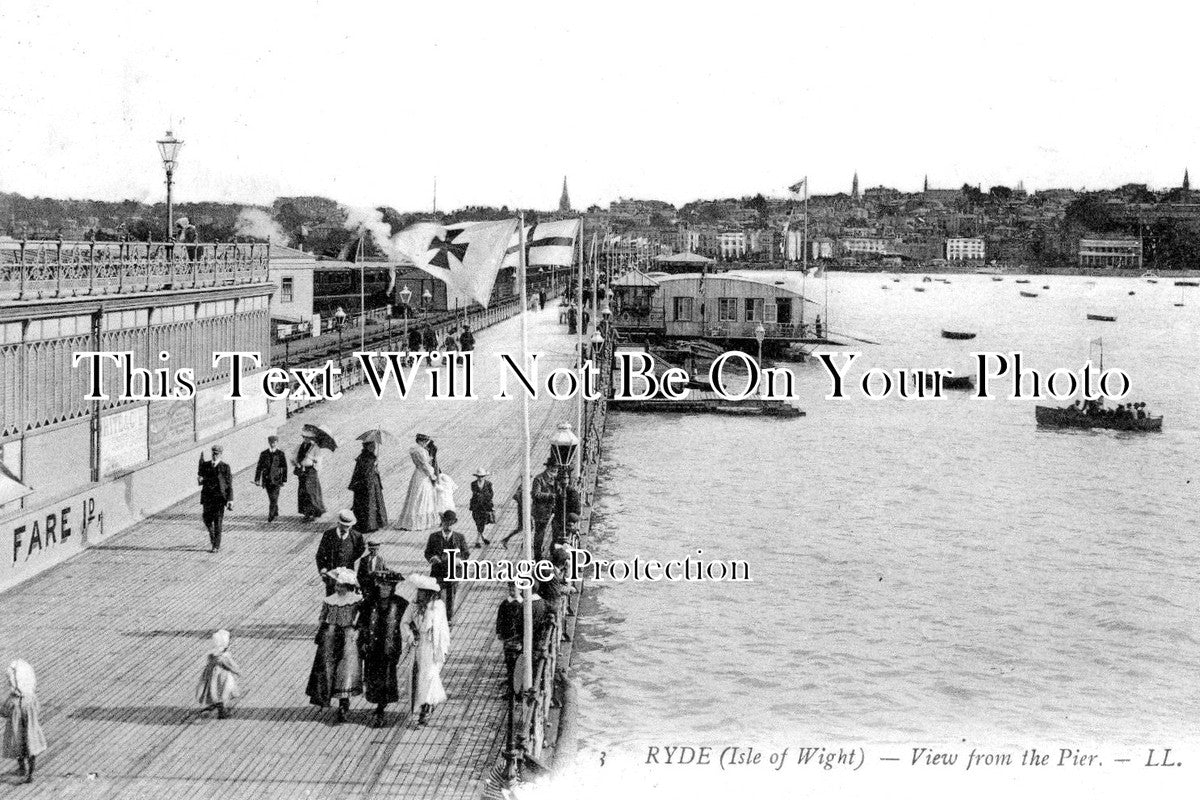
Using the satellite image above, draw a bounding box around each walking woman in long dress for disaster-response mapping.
[3,660,46,784]
[395,434,440,531]
[295,431,326,521]
[348,441,388,533]
[401,576,450,725]
[306,568,363,723]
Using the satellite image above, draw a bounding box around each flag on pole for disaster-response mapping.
[394,219,518,308]
[501,224,533,269]
[529,219,582,267]
[788,178,807,197]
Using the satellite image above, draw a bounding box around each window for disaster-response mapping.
[744,298,764,322]
[718,298,738,322]
[673,297,694,322]
[281,277,294,303]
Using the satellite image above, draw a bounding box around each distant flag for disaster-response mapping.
[788,178,807,196]
[1090,337,1103,346]
[394,219,518,308]
[528,219,582,267]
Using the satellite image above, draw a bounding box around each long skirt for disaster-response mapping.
[2,695,47,759]
[196,657,241,707]
[298,468,325,517]
[396,471,439,531]
[352,474,388,533]
[411,643,447,711]
[434,474,457,514]
[306,625,362,706]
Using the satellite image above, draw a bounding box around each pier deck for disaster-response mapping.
[0,306,578,799]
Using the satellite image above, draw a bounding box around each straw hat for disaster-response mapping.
[337,509,357,526]
[408,575,440,592]
[472,467,490,478]
[327,567,358,587]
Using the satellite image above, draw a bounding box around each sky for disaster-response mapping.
[0,0,1196,212]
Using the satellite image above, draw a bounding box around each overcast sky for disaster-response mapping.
[0,0,1195,211]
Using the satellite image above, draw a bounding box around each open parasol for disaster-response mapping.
[356,428,400,447]
[302,423,338,452]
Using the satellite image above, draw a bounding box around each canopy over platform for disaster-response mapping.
[611,270,661,288]
[655,251,716,265]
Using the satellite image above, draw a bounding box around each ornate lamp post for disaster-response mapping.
[422,288,433,320]
[754,322,766,364]
[399,284,413,347]
[548,421,580,562]
[156,130,183,241]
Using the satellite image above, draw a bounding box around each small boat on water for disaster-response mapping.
[1015,279,1031,284]
[892,278,901,282]
[1146,279,1158,284]
[1042,285,1050,289]
[992,277,1004,282]
[922,276,933,283]
[1175,280,1199,287]
[1087,313,1116,322]
[1128,290,1136,295]
[1035,405,1162,432]
[1175,288,1185,307]
[914,287,926,292]
[941,329,976,340]
[1020,291,1039,298]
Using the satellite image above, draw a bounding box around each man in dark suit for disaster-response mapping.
[253,435,288,522]
[316,510,366,595]
[424,510,469,622]
[198,445,233,553]
[356,538,389,603]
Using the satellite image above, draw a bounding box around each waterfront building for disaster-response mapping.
[945,236,986,261]
[1078,237,1143,269]
[0,239,280,589]
[839,236,893,256]
[610,270,814,344]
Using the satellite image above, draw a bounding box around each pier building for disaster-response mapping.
[0,239,281,589]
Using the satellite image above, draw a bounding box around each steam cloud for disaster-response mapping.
[235,208,289,245]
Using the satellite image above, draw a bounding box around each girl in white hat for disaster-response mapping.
[196,630,242,719]
[3,659,47,783]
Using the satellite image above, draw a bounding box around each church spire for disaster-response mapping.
[1184,168,1190,192]
[923,174,929,192]
[851,171,859,200]
[559,175,572,212]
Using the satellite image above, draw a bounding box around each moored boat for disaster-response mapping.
[992,276,1004,282]
[914,287,926,292]
[1015,279,1031,284]
[1035,405,1162,432]
[1175,280,1199,287]
[1087,313,1116,322]
[1020,290,1038,297]
[941,329,976,340]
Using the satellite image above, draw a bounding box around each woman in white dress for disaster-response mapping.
[396,434,440,531]
[401,576,450,725]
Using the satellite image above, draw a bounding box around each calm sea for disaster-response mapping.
[571,272,1200,763]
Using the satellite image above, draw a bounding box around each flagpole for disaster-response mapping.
[801,177,808,332]
[576,224,586,479]
[517,213,534,730]
[358,233,366,351]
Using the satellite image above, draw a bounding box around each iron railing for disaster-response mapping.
[0,240,271,300]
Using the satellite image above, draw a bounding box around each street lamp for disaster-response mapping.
[548,422,579,470]
[422,288,433,318]
[754,322,766,364]
[399,285,413,347]
[156,130,183,240]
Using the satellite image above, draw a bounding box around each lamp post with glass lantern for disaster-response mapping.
[548,422,580,551]
[754,322,766,365]
[156,130,183,241]
[399,284,413,351]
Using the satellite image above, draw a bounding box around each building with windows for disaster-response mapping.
[268,245,318,331]
[0,239,280,590]
[840,236,893,256]
[719,231,747,260]
[945,237,985,261]
[1078,238,1142,269]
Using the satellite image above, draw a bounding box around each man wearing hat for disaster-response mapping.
[424,510,469,622]
[529,458,560,561]
[254,435,288,523]
[356,538,389,603]
[458,323,475,353]
[197,445,233,553]
[316,510,366,596]
[468,467,494,547]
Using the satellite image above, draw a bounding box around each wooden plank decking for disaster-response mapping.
[0,306,580,799]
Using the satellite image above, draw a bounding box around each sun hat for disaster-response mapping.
[408,575,441,592]
[472,467,490,478]
[327,567,358,587]
[338,509,357,526]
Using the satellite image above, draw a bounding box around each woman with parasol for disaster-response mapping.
[348,430,389,533]
[296,424,336,522]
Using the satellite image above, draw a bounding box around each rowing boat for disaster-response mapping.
[1035,406,1162,432]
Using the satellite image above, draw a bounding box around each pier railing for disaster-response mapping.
[0,240,271,300]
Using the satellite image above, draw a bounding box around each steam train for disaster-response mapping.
[312,266,394,318]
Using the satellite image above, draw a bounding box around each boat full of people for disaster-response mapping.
[1035,399,1162,432]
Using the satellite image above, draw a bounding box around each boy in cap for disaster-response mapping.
[254,435,288,522]
[316,510,366,596]
[357,537,388,602]
[198,444,233,552]
[468,468,494,547]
